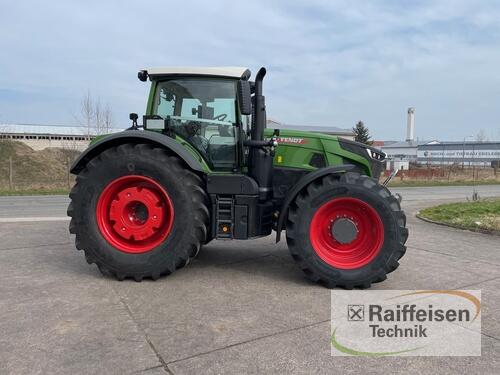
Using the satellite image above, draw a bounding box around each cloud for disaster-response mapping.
[0,0,499,140]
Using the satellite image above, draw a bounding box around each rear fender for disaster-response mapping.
[70,130,207,174]
[275,164,356,242]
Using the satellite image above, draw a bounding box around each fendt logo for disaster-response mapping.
[331,290,481,357]
[276,137,307,145]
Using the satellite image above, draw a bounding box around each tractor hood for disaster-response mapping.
[263,128,386,179]
[265,128,384,155]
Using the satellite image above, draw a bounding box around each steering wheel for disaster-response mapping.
[185,121,202,136]
[213,113,227,121]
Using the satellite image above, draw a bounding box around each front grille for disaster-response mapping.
[369,159,385,179]
[338,139,386,179]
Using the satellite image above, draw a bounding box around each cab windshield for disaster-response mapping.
[152,78,238,171]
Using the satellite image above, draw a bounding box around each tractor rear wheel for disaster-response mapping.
[67,143,209,281]
[285,172,408,289]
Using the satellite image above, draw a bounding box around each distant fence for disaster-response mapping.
[382,164,500,182]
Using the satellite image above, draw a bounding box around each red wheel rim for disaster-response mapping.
[96,175,174,253]
[309,197,384,269]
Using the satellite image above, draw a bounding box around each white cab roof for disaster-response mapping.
[146,66,251,79]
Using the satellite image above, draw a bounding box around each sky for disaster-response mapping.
[1,0,500,141]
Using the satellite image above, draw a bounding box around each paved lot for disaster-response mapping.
[0,185,499,374]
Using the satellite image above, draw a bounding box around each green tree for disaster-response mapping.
[352,121,372,145]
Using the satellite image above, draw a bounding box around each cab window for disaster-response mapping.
[153,78,238,171]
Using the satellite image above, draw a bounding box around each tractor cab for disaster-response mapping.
[139,66,275,203]
[140,67,254,172]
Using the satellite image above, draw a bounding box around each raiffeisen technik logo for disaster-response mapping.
[331,290,481,356]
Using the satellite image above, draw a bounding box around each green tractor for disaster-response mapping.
[68,67,408,288]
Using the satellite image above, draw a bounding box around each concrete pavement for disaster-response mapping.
[0,185,499,374]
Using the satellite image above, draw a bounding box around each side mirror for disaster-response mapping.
[129,113,139,129]
[237,80,252,115]
[138,70,148,82]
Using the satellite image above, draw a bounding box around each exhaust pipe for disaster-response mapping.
[251,67,266,142]
[248,67,273,200]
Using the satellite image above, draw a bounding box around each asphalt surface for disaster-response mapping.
[0,185,499,374]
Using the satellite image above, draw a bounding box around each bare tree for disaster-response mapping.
[81,91,94,139]
[475,129,488,142]
[78,91,113,136]
[94,98,102,135]
[61,136,81,155]
[102,103,113,133]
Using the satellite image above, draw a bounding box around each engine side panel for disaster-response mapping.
[264,128,384,179]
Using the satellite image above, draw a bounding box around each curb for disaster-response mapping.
[416,212,500,237]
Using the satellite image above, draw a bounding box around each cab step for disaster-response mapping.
[216,196,234,239]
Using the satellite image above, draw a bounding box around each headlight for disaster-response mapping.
[366,148,386,161]
[338,139,386,162]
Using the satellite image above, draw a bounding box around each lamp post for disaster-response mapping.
[472,141,479,201]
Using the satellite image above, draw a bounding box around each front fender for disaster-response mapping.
[275,164,356,242]
[71,130,207,174]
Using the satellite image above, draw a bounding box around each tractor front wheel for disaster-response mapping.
[286,172,408,289]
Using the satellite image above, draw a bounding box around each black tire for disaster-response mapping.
[285,172,408,289]
[67,143,209,281]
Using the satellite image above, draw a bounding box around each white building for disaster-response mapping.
[418,142,500,167]
[0,124,119,151]
[381,140,439,170]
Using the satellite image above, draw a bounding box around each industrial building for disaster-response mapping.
[380,108,500,169]
[382,140,439,170]
[380,108,438,170]
[418,142,500,167]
